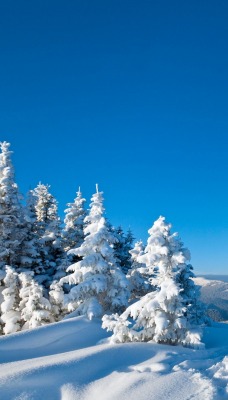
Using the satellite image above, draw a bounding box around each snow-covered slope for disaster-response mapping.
[194,276,228,322]
[0,316,228,399]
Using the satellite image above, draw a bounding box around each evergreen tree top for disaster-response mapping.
[32,183,59,223]
[0,141,11,154]
[85,185,104,223]
[0,141,15,179]
[64,187,86,225]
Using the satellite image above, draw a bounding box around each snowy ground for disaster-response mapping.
[0,315,228,400]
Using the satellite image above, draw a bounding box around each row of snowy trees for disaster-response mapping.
[0,142,208,347]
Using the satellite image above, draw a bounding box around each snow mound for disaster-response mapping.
[0,316,228,399]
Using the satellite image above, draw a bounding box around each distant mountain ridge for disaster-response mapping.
[199,274,228,283]
[194,276,228,322]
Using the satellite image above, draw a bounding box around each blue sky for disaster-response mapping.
[0,0,228,274]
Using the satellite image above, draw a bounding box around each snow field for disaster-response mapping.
[0,316,228,400]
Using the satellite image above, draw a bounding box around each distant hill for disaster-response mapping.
[199,274,228,283]
[194,276,228,322]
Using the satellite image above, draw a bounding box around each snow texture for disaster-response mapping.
[0,316,228,399]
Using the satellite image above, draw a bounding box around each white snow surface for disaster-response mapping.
[0,316,228,399]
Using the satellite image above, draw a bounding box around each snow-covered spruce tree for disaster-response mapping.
[49,280,67,321]
[19,190,43,275]
[58,188,87,281]
[62,188,87,255]
[147,219,208,326]
[176,262,209,326]
[102,216,204,348]
[31,183,64,285]
[1,266,21,335]
[127,240,150,300]
[19,271,54,329]
[113,227,134,275]
[0,142,25,270]
[61,185,129,319]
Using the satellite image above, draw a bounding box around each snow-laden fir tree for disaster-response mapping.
[19,190,42,275]
[113,227,134,275]
[58,188,87,281]
[62,187,86,255]
[19,271,54,329]
[175,261,209,326]
[102,216,204,348]
[49,280,67,321]
[61,185,129,319]
[0,142,25,270]
[143,218,208,325]
[1,266,21,335]
[31,183,63,285]
[127,240,150,300]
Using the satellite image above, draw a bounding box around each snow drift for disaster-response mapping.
[0,316,228,399]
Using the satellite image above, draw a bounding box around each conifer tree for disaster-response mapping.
[176,262,209,325]
[61,185,129,319]
[49,280,67,321]
[19,190,42,275]
[103,216,204,348]
[59,188,87,280]
[127,240,150,299]
[113,227,134,275]
[31,183,63,285]
[0,142,25,270]
[1,266,21,335]
[19,271,54,329]
[63,188,86,255]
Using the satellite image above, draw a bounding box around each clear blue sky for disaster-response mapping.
[0,1,228,274]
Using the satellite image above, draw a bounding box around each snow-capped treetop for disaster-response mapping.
[78,187,116,260]
[24,190,37,225]
[138,216,171,271]
[129,240,145,262]
[138,216,191,284]
[63,187,86,252]
[0,141,23,213]
[84,185,104,226]
[0,142,14,176]
[0,142,25,268]
[33,183,59,224]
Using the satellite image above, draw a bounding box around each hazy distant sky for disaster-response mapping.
[0,1,228,273]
